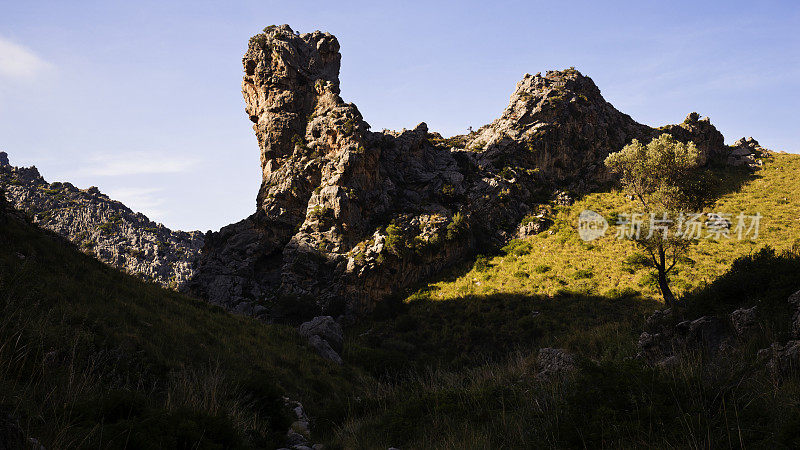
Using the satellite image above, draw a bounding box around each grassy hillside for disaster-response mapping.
[416,152,800,302]
[0,210,356,448]
[332,152,800,448]
[2,152,799,449]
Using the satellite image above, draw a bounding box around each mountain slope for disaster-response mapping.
[333,153,800,449]
[412,151,800,303]
[190,25,741,318]
[0,197,353,448]
[0,153,204,290]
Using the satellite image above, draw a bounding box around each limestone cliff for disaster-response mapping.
[188,25,731,319]
[0,154,204,289]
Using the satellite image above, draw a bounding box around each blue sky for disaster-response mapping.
[1,0,798,231]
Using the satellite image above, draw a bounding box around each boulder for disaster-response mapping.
[727,136,766,168]
[674,316,727,351]
[789,289,800,339]
[638,310,732,364]
[758,340,800,376]
[729,306,758,336]
[536,348,577,378]
[516,216,552,238]
[307,335,343,365]
[298,316,343,352]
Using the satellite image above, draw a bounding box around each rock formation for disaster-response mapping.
[658,112,726,165]
[728,136,767,168]
[1,25,751,321]
[188,25,734,319]
[298,315,344,364]
[0,152,204,289]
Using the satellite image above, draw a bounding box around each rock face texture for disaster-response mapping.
[462,69,653,188]
[535,348,577,379]
[0,153,204,289]
[728,137,767,168]
[188,25,737,318]
[0,25,747,319]
[658,112,727,164]
[298,315,344,364]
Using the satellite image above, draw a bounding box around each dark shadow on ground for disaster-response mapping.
[346,290,660,377]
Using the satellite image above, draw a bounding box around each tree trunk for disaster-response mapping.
[656,244,676,306]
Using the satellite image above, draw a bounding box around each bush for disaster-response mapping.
[385,223,407,256]
[572,268,593,279]
[684,246,800,330]
[502,240,533,256]
[446,212,467,241]
[474,255,491,272]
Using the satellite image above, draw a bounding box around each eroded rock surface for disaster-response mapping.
[2,25,751,319]
[728,137,767,168]
[536,347,577,379]
[0,153,203,289]
[187,25,740,317]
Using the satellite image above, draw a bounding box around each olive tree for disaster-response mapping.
[605,133,716,306]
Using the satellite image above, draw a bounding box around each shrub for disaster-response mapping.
[502,240,533,256]
[446,212,466,241]
[269,294,321,323]
[533,264,551,273]
[385,223,407,256]
[474,255,491,272]
[573,269,593,279]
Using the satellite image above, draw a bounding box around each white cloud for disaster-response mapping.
[0,36,51,79]
[81,152,202,177]
[105,187,167,221]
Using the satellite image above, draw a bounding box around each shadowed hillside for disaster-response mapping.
[0,198,354,448]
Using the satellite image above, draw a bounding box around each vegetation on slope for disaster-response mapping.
[413,152,800,302]
[330,153,800,448]
[2,152,799,449]
[334,246,800,449]
[0,210,355,448]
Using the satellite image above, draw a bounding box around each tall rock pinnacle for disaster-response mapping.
[188,26,730,319]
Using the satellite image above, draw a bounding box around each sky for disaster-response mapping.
[1,0,798,232]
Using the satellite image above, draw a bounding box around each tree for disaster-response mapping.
[605,134,715,306]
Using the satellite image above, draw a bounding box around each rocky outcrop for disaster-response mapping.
[281,397,325,450]
[730,306,758,336]
[298,316,344,364]
[637,309,735,364]
[789,290,800,339]
[189,25,737,318]
[758,340,800,376]
[658,112,726,164]
[752,290,800,377]
[535,348,577,379]
[728,137,767,168]
[463,69,653,188]
[0,152,203,289]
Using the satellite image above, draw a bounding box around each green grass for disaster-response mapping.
[3,152,800,448]
[0,213,356,448]
[329,153,800,448]
[334,246,800,449]
[417,153,800,302]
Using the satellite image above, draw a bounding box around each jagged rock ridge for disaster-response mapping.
[0,153,204,289]
[188,25,736,319]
